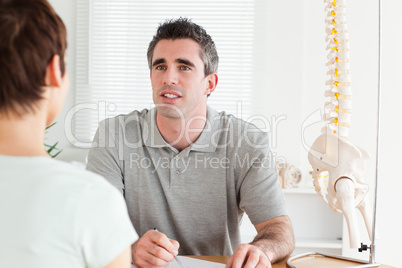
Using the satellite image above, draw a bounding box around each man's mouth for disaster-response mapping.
[160,90,182,101]
[162,93,180,99]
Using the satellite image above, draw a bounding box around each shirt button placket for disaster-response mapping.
[172,155,181,177]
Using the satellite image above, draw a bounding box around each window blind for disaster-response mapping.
[74,0,255,146]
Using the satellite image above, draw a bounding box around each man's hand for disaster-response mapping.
[226,244,271,268]
[227,215,294,268]
[131,230,179,268]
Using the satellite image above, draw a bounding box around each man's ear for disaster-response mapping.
[44,55,62,88]
[205,73,218,95]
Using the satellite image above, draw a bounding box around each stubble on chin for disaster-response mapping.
[155,104,184,120]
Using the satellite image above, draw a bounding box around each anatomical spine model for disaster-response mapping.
[308,0,373,248]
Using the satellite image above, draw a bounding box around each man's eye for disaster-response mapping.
[156,66,166,70]
[180,66,190,71]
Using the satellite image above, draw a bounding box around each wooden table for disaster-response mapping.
[189,256,288,267]
[189,256,395,268]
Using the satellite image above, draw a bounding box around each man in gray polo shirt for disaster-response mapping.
[87,18,294,268]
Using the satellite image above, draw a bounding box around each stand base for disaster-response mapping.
[286,252,380,268]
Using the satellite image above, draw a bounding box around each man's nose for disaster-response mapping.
[163,67,178,85]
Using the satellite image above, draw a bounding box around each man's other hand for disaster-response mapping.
[226,243,271,268]
[132,230,179,268]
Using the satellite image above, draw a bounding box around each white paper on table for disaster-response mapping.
[131,256,226,268]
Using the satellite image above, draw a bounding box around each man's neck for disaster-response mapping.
[156,109,208,152]
[0,112,48,157]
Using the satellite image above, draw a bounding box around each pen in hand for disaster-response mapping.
[153,228,184,268]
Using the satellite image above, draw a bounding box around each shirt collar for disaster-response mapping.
[143,106,221,153]
[143,107,170,149]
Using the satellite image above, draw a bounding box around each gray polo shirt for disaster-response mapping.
[87,106,287,255]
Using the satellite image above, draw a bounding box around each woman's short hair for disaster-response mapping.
[0,0,67,116]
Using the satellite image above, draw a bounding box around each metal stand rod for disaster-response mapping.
[370,0,383,263]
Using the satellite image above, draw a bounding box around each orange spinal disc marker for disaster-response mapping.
[335,69,339,77]
[331,11,335,16]
[331,28,338,35]
[335,57,339,62]
[334,38,338,44]
[332,19,336,25]
[333,0,336,7]
[335,105,339,112]
[334,81,339,87]
[335,92,340,100]
[334,118,338,125]
[333,130,337,134]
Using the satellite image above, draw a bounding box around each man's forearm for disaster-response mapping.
[251,215,295,263]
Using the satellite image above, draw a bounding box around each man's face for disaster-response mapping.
[150,38,215,120]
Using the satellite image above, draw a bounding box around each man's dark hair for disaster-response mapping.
[147,17,219,77]
[0,0,67,116]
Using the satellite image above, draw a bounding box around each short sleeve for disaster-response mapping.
[76,178,138,268]
[86,120,125,195]
[238,133,288,224]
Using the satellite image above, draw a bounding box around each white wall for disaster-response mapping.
[49,0,401,266]
[251,0,304,168]
[48,0,89,162]
[375,1,402,266]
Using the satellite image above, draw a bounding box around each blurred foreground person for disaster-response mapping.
[0,0,137,267]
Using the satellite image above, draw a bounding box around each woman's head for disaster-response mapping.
[0,0,67,117]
